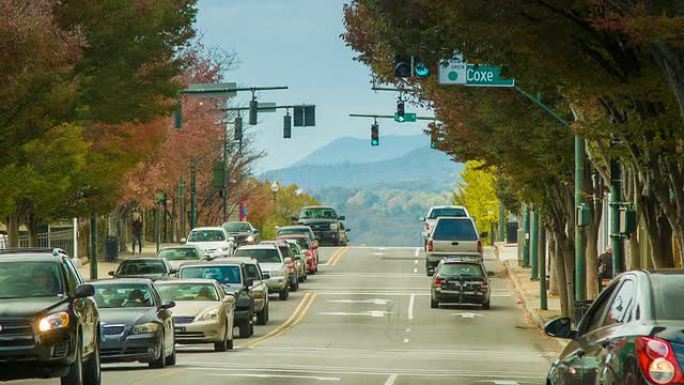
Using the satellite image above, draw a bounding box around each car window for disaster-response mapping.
[299,207,337,219]
[117,260,167,275]
[438,263,483,278]
[179,265,242,284]
[93,284,155,308]
[156,283,219,302]
[604,279,636,326]
[0,261,64,298]
[223,222,252,232]
[651,274,684,321]
[158,248,201,261]
[429,207,467,218]
[61,258,80,293]
[581,284,617,334]
[244,264,261,280]
[432,219,478,241]
[235,248,282,263]
[188,229,226,242]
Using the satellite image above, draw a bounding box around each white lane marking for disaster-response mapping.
[491,381,520,385]
[408,293,415,320]
[403,338,409,343]
[321,273,427,278]
[327,299,390,305]
[373,252,385,256]
[414,259,419,264]
[385,374,399,385]
[210,373,341,382]
[413,267,418,273]
[317,291,431,296]
[414,248,420,257]
[452,312,484,319]
[405,328,411,332]
[318,310,392,317]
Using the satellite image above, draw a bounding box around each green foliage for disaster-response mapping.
[259,183,319,240]
[452,161,499,239]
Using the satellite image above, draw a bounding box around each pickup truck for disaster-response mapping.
[425,217,487,276]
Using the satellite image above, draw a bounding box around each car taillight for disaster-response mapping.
[636,336,683,385]
[477,240,483,254]
[427,239,433,252]
[433,276,443,287]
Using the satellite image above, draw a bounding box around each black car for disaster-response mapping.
[109,258,173,281]
[545,269,684,385]
[293,205,350,246]
[177,261,256,338]
[222,221,260,246]
[0,248,100,385]
[91,279,176,368]
[430,257,490,309]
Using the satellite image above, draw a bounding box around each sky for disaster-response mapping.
[195,0,431,172]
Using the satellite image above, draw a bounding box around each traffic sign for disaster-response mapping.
[438,56,467,85]
[394,112,416,122]
[257,102,276,112]
[465,64,515,87]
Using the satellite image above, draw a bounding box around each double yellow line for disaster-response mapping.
[323,247,349,266]
[242,292,318,349]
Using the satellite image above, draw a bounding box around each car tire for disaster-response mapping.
[83,338,101,385]
[165,343,176,366]
[256,302,269,325]
[426,265,434,277]
[299,274,305,283]
[430,297,439,309]
[149,338,167,368]
[214,326,228,352]
[62,337,84,385]
[238,318,252,338]
[482,301,490,310]
[227,337,234,350]
[279,287,289,300]
[290,278,299,292]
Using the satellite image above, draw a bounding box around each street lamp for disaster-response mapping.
[271,181,280,202]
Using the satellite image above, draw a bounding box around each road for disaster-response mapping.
[13,246,557,385]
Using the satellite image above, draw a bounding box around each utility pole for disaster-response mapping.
[523,205,530,267]
[610,144,624,275]
[530,205,539,280]
[89,213,98,279]
[575,136,586,303]
[539,220,548,310]
[178,176,185,240]
[155,206,160,252]
[498,201,506,243]
[190,158,197,229]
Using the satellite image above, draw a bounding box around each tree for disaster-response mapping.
[452,161,499,242]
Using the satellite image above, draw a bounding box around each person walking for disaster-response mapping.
[131,212,143,255]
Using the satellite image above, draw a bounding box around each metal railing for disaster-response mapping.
[18,230,74,257]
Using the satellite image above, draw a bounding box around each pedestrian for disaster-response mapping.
[598,246,613,280]
[131,212,143,255]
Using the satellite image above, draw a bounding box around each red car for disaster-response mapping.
[277,234,319,274]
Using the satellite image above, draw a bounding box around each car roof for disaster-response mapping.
[190,226,224,231]
[91,278,154,285]
[644,269,684,275]
[238,244,278,250]
[277,233,308,238]
[0,248,68,262]
[220,257,258,264]
[121,257,165,262]
[0,254,62,263]
[430,205,467,209]
[178,260,243,268]
[278,225,311,230]
[435,216,474,222]
[155,278,217,285]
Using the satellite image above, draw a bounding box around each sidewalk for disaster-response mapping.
[78,242,179,280]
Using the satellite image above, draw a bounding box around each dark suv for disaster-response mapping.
[293,205,350,246]
[430,257,490,309]
[0,248,100,385]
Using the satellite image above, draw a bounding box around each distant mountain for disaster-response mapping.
[262,146,463,191]
[290,135,427,167]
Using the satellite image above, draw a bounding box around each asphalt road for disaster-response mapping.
[11,246,558,385]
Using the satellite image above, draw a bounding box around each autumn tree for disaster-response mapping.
[452,161,499,243]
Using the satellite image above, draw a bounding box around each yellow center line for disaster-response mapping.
[328,247,349,266]
[322,248,344,266]
[132,368,182,385]
[242,292,316,349]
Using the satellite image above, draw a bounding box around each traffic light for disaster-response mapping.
[430,127,438,149]
[234,116,243,141]
[396,101,405,122]
[414,60,431,78]
[293,105,316,127]
[371,123,379,146]
[393,56,411,78]
[248,99,258,125]
[283,113,292,138]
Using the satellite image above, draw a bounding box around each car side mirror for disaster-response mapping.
[291,215,299,221]
[245,278,254,287]
[159,300,175,310]
[480,232,489,239]
[419,217,426,221]
[180,237,187,243]
[338,215,345,220]
[254,229,260,234]
[108,271,114,277]
[487,270,496,277]
[544,317,576,339]
[75,284,95,298]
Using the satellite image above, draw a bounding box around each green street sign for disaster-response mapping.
[465,64,515,87]
[394,113,416,122]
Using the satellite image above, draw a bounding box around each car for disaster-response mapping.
[109,257,173,280]
[222,221,260,246]
[276,225,316,244]
[155,245,208,272]
[281,239,308,283]
[234,245,291,300]
[430,258,490,309]
[292,205,350,246]
[260,240,302,291]
[0,248,100,385]
[177,261,256,338]
[544,269,684,385]
[183,226,235,259]
[155,279,235,351]
[425,217,486,276]
[277,233,319,274]
[91,279,176,368]
[220,257,270,325]
[420,205,470,247]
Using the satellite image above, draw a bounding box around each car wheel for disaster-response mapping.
[214,326,228,352]
[238,318,252,338]
[83,338,101,385]
[279,287,289,300]
[256,302,268,325]
[299,273,305,283]
[62,337,84,385]
[226,337,234,350]
[149,337,167,368]
[430,297,439,309]
[426,265,434,277]
[290,278,299,292]
[482,301,490,310]
[165,343,176,366]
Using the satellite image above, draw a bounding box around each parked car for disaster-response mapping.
[277,233,319,274]
[177,261,256,338]
[222,221,260,246]
[420,205,470,247]
[293,206,350,246]
[0,248,100,385]
[221,257,270,325]
[109,257,173,281]
[425,217,486,276]
[430,257,490,309]
[155,245,208,272]
[281,239,307,282]
[544,269,684,385]
[234,245,291,300]
[91,279,176,368]
[260,240,302,291]
[155,279,235,351]
[183,226,235,259]
[276,225,316,244]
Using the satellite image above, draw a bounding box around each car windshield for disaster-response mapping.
[223,222,251,232]
[117,260,166,275]
[439,263,483,278]
[179,265,242,284]
[278,228,309,236]
[156,283,219,302]
[280,237,310,250]
[299,207,337,219]
[188,230,225,242]
[0,261,63,298]
[92,284,154,308]
[428,207,467,219]
[432,219,478,241]
[234,248,282,263]
[651,275,684,320]
[157,248,201,261]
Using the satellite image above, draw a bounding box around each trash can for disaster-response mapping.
[105,236,119,261]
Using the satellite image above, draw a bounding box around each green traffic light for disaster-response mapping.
[371,139,379,146]
[415,63,430,78]
[430,142,437,149]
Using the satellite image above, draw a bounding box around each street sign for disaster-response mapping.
[438,56,467,85]
[257,102,276,112]
[465,64,515,87]
[394,112,416,122]
[185,82,237,98]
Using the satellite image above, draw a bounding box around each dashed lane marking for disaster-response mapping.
[408,293,415,320]
[414,248,420,257]
[385,374,399,385]
[209,373,340,382]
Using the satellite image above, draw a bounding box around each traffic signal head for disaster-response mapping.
[283,113,292,138]
[393,56,411,78]
[234,116,243,141]
[430,126,438,149]
[396,101,405,122]
[371,123,379,146]
[248,99,258,125]
[414,61,431,78]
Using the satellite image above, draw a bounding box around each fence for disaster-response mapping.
[18,230,75,256]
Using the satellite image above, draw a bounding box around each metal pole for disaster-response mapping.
[530,205,539,280]
[155,206,160,253]
[223,124,229,223]
[523,205,530,267]
[498,201,505,243]
[575,136,586,302]
[179,177,185,241]
[72,217,78,258]
[89,213,98,280]
[190,160,197,229]
[540,220,548,310]
[610,156,624,275]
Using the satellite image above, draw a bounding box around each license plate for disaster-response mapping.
[175,327,186,333]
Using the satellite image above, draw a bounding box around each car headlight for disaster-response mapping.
[38,312,70,332]
[196,307,220,321]
[131,322,160,335]
[329,223,338,231]
[246,235,254,242]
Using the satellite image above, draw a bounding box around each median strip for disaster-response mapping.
[326,247,349,266]
[242,293,318,349]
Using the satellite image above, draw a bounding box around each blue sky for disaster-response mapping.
[195,0,431,171]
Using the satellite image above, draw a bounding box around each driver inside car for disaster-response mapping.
[31,269,59,295]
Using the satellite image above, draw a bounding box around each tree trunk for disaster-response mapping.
[548,232,559,296]
[586,225,599,299]
[6,214,20,247]
[27,214,39,247]
[552,234,569,317]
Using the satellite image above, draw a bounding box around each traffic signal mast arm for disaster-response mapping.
[222,104,315,111]
[182,85,289,95]
[348,113,438,121]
